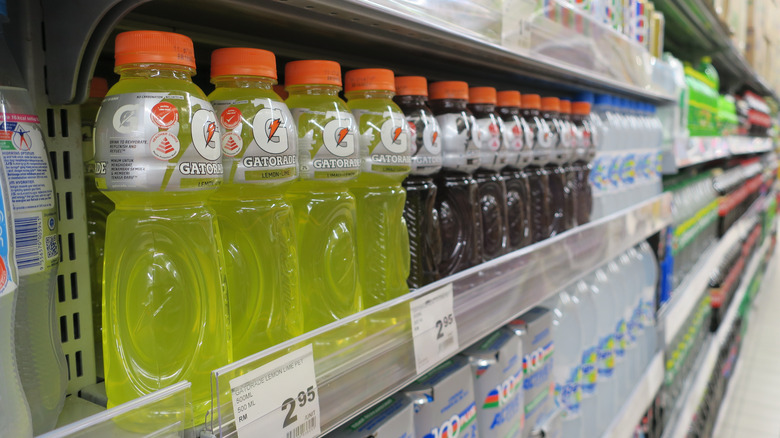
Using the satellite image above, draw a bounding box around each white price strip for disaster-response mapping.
[229,345,320,438]
[410,284,459,374]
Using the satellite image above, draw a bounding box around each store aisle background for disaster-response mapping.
[714,237,780,437]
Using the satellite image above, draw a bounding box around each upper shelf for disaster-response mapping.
[35,0,676,105]
[662,136,774,174]
[652,0,778,99]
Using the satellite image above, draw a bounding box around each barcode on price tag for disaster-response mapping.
[229,344,321,438]
[410,284,459,374]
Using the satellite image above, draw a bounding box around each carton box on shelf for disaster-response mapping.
[724,0,748,54]
[404,356,479,438]
[507,307,554,438]
[331,396,415,438]
[464,329,525,438]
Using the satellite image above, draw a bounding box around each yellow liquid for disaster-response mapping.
[208,85,303,361]
[346,96,410,325]
[285,90,363,353]
[100,76,231,427]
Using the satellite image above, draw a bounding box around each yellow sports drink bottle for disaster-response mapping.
[94,31,231,424]
[284,60,363,348]
[208,48,302,360]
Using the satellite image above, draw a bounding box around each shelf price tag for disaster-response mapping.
[410,284,459,374]
[229,344,320,438]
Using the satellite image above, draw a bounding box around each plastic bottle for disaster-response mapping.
[639,242,658,362]
[0,78,32,435]
[496,90,532,251]
[394,76,442,289]
[572,279,599,438]
[617,252,639,398]
[589,268,618,434]
[540,97,568,236]
[559,99,577,230]
[284,60,363,341]
[571,101,593,226]
[589,94,613,220]
[344,68,411,313]
[549,291,583,438]
[1,4,65,432]
[208,48,302,360]
[94,31,231,421]
[468,87,509,261]
[82,77,113,379]
[521,94,554,242]
[605,259,628,405]
[429,81,482,275]
[625,247,647,373]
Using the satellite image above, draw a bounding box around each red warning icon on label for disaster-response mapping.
[150,131,180,160]
[222,132,242,157]
[221,107,242,130]
[150,102,179,128]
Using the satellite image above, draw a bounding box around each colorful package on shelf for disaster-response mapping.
[683,62,719,137]
[736,91,772,137]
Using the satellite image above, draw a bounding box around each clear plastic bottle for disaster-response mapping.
[284,60,363,343]
[208,48,302,360]
[468,87,509,260]
[394,76,442,288]
[639,242,659,362]
[496,91,533,251]
[429,81,482,275]
[344,68,411,314]
[572,279,599,438]
[1,5,65,433]
[549,291,583,438]
[589,268,618,434]
[95,31,231,422]
[617,252,639,398]
[605,259,628,406]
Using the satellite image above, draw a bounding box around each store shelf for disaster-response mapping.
[203,194,671,437]
[657,192,768,347]
[601,352,665,438]
[661,236,771,438]
[662,137,774,174]
[34,0,676,105]
[653,0,778,99]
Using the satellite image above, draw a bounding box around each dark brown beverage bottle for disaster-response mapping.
[541,97,568,236]
[521,94,554,243]
[572,101,594,226]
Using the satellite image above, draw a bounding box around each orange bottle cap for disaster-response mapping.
[395,76,428,96]
[559,99,571,114]
[89,77,108,98]
[273,84,288,100]
[285,60,342,87]
[345,68,395,92]
[429,81,469,100]
[573,101,592,115]
[497,91,521,107]
[115,31,195,69]
[468,87,497,104]
[522,94,541,109]
[541,97,560,112]
[211,47,277,80]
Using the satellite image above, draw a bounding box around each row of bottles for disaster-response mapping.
[548,242,659,437]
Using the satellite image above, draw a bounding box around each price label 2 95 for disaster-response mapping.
[410,284,459,374]
[229,345,321,438]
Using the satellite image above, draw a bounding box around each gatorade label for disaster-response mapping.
[435,112,480,172]
[597,334,615,378]
[290,108,361,181]
[580,346,598,395]
[473,114,507,171]
[532,117,556,164]
[404,109,442,176]
[554,366,581,418]
[0,113,58,275]
[211,98,297,184]
[94,92,223,191]
[351,109,411,176]
[505,116,533,167]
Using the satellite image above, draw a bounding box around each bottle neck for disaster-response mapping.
[468,102,496,116]
[497,106,520,119]
[212,76,275,90]
[287,84,341,96]
[430,98,468,114]
[345,89,395,100]
[116,63,195,82]
[393,94,428,110]
[521,108,540,118]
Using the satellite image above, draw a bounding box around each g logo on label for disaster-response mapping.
[252,107,290,154]
[379,113,409,154]
[322,117,356,157]
[113,104,138,134]
[422,115,442,155]
[191,108,222,161]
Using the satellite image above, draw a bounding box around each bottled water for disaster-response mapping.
[549,291,583,438]
[572,279,600,438]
